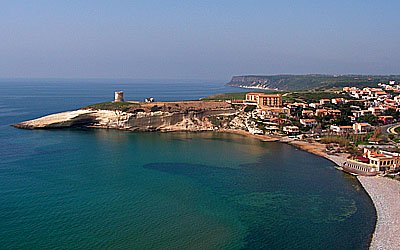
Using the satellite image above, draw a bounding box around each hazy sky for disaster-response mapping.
[1,0,399,80]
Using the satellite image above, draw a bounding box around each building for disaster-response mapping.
[330,125,353,134]
[259,107,290,117]
[114,91,124,102]
[144,97,155,103]
[315,109,328,117]
[328,109,341,117]
[363,148,400,172]
[353,123,372,134]
[245,93,282,108]
[378,116,394,125]
[300,119,317,127]
[309,103,322,109]
[331,98,346,104]
[342,159,378,176]
[368,107,383,116]
[283,126,300,135]
[319,99,331,105]
[343,148,400,175]
[301,110,314,117]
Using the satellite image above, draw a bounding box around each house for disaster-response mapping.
[144,97,155,103]
[309,103,322,109]
[353,123,372,134]
[300,119,317,127]
[378,116,394,125]
[331,98,346,104]
[374,91,387,98]
[327,109,341,117]
[315,109,328,117]
[319,99,331,105]
[283,126,300,135]
[301,110,314,118]
[268,117,286,125]
[330,125,353,134]
[259,107,290,117]
[368,107,382,116]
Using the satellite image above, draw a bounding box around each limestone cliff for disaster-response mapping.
[14,101,239,132]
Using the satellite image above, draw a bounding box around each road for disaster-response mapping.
[381,122,400,135]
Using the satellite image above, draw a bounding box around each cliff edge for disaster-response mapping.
[13,101,240,132]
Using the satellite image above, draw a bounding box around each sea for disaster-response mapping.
[0,79,376,249]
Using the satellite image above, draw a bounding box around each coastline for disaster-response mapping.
[217,129,280,142]
[283,140,400,250]
[222,129,400,250]
[11,108,399,250]
[357,177,400,250]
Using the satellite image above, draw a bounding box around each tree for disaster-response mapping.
[384,108,400,120]
[358,115,379,126]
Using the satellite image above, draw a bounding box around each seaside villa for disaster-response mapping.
[343,148,400,176]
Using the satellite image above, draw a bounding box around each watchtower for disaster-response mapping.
[114,91,124,102]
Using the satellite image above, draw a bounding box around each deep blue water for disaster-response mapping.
[0,79,375,249]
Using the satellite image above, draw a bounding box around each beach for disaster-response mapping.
[287,139,400,250]
[218,129,280,142]
[291,140,400,250]
[357,176,400,250]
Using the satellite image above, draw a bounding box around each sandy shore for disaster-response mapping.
[218,129,280,142]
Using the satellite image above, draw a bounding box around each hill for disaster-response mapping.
[226,74,400,91]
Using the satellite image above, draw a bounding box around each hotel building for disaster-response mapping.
[245,93,283,108]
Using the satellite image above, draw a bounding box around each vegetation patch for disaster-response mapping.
[201,92,248,101]
[86,102,138,112]
[282,91,346,103]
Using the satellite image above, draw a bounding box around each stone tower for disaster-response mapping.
[114,91,124,102]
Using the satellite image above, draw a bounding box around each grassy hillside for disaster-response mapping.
[227,74,400,90]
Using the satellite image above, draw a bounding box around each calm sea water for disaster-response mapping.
[0,79,375,249]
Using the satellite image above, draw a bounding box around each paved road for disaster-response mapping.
[381,122,400,135]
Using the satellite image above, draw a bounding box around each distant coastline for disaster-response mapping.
[226,74,400,91]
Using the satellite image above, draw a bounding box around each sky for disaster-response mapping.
[1,0,399,80]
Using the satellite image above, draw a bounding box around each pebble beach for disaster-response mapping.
[357,176,400,250]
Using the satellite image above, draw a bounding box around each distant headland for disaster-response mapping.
[226,74,400,91]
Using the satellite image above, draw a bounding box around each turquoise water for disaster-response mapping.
[0,80,375,249]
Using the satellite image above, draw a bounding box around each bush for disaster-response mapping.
[244,105,256,112]
[150,105,162,112]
